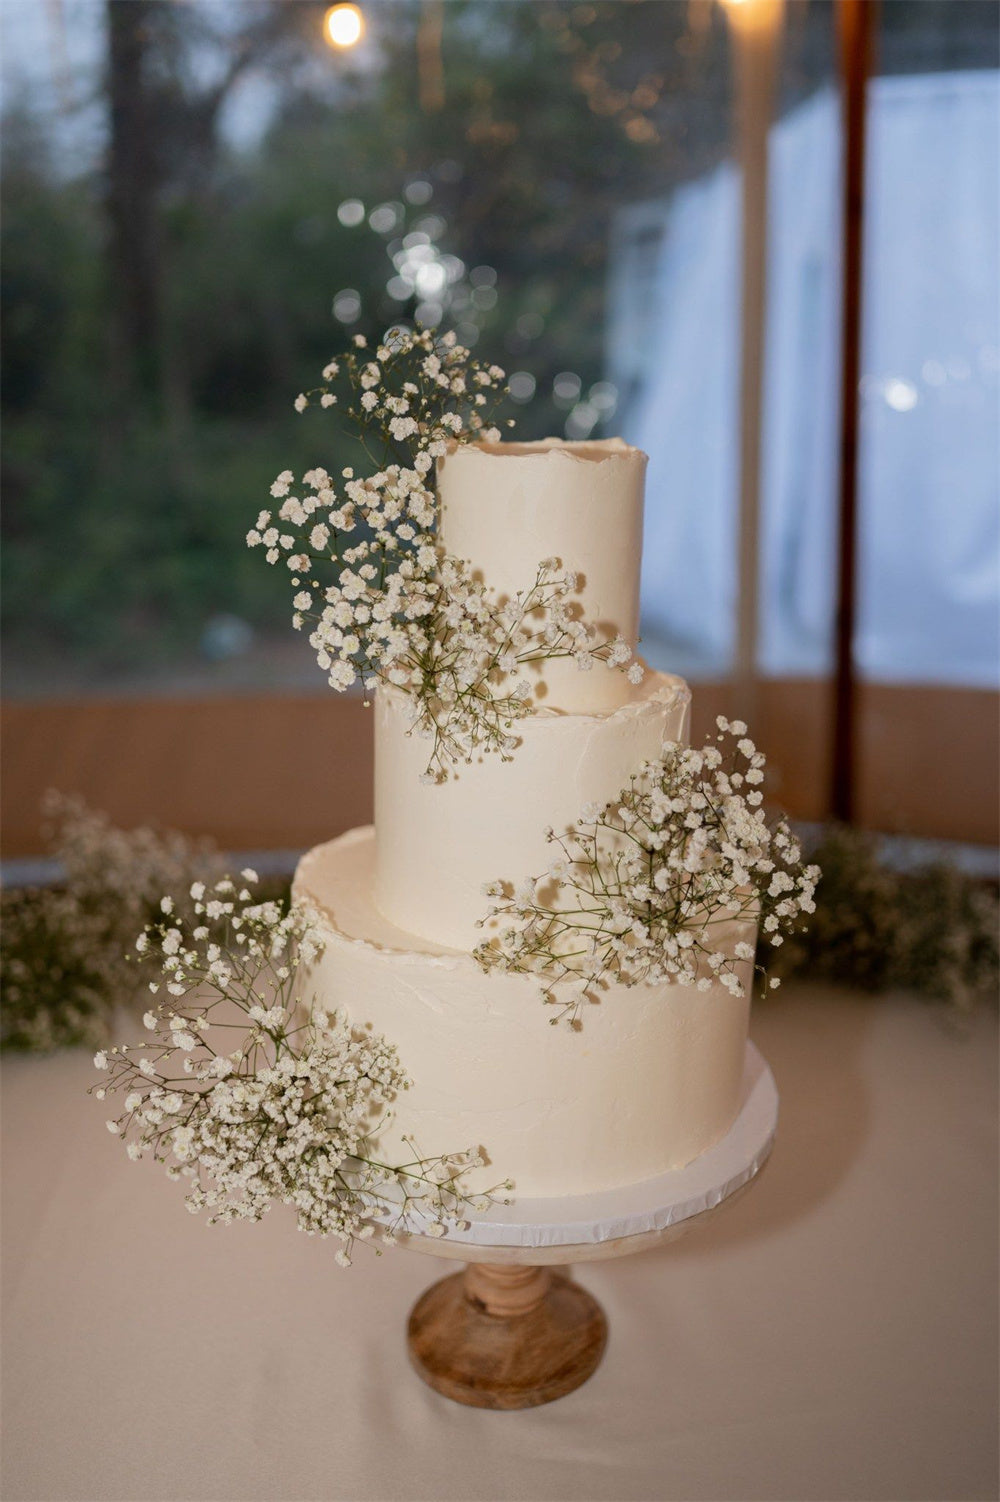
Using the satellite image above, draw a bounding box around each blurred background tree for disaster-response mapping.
[2,0,990,691]
[0,0,739,689]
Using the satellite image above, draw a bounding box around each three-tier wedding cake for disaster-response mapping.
[294,438,755,1199]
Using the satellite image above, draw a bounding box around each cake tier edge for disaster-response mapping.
[294,826,754,1201]
[373,669,692,951]
[437,437,647,714]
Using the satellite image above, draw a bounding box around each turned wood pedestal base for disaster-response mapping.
[399,1043,778,1410]
[407,1263,607,1410]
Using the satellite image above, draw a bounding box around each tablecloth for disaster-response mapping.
[2,985,997,1502]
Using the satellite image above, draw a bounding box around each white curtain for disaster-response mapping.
[622,71,999,688]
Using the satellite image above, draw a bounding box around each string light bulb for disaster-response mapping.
[324,4,364,49]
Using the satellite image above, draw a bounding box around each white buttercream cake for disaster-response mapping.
[294,439,755,1200]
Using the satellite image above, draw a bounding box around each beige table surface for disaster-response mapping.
[2,985,997,1502]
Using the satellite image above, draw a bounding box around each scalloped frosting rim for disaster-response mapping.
[296,828,473,970]
[301,673,692,967]
[442,437,648,466]
[297,826,750,977]
[380,667,691,728]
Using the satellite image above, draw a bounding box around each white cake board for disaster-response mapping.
[394,1041,777,1258]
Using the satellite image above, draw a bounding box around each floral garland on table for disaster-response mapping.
[91,873,508,1263]
[1,794,223,1053]
[473,719,822,1026]
[774,823,999,1008]
[2,799,995,1058]
[247,327,640,781]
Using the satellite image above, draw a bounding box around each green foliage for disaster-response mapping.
[777,825,999,1010]
[1,794,293,1054]
[3,797,995,1055]
[2,885,123,1053]
[3,1,994,681]
[1,795,220,1052]
[1,0,734,680]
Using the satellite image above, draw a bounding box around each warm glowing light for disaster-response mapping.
[718,0,783,33]
[324,4,363,48]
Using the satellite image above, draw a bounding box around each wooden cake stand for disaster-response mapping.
[398,1042,778,1410]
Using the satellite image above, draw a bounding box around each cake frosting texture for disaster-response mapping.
[295,829,754,1199]
[437,438,646,713]
[374,670,691,951]
[294,436,756,1201]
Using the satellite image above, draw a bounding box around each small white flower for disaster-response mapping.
[472,724,817,1020]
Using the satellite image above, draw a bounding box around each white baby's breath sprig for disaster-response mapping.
[472,721,821,1025]
[248,326,641,779]
[311,548,637,781]
[91,873,505,1262]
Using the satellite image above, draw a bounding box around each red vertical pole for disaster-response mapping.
[831,0,877,824]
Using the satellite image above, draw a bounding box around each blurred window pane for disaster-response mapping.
[857,67,999,687]
[634,1,838,680]
[3,0,742,698]
[2,0,996,829]
[634,2,999,693]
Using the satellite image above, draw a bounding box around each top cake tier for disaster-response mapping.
[437,437,647,714]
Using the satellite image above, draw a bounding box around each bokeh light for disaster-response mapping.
[332,288,362,323]
[553,371,582,408]
[509,371,537,404]
[403,180,434,206]
[883,378,919,412]
[337,198,365,227]
[369,201,403,235]
[324,5,364,49]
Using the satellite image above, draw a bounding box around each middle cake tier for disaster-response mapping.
[374,669,691,951]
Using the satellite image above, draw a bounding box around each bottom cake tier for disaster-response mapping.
[294,828,755,1200]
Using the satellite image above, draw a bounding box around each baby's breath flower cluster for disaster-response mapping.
[248,326,639,779]
[358,551,640,781]
[92,872,503,1263]
[473,718,821,1026]
[2,794,221,1053]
